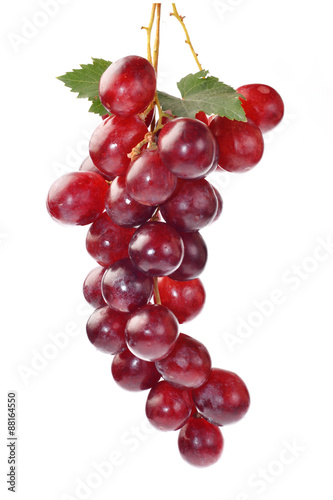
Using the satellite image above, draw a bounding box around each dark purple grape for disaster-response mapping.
[155,333,211,388]
[169,231,207,281]
[125,304,179,362]
[128,221,184,277]
[178,416,224,467]
[111,349,160,391]
[159,178,218,232]
[145,380,193,431]
[86,306,129,354]
[158,117,219,179]
[102,258,154,313]
[105,175,156,227]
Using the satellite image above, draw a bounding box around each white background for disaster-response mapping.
[1,0,333,499]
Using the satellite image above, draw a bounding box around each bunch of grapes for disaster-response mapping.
[47,54,283,467]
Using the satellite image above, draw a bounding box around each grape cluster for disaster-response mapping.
[47,55,284,467]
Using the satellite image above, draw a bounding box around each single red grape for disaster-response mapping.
[128,221,184,277]
[105,176,156,228]
[99,55,156,117]
[86,306,129,354]
[237,83,284,133]
[212,186,223,223]
[126,149,177,206]
[155,333,211,389]
[157,277,206,324]
[178,416,224,467]
[89,114,148,177]
[209,115,264,173]
[125,304,179,362]
[102,258,154,313]
[111,348,160,391]
[46,171,108,226]
[192,368,250,426]
[83,266,107,308]
[158,117,219,179]
[86,212,135,267]
[159,178,218,232]
[145,380,193,431]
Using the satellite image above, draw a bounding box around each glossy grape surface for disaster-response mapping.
[105,176,155,227]
[86,212,135,267]
[125,304,179,362]
[155,333,211,389]
[192,368,250,426]
[209,115,264,173]
[169,231,207,281]
[126,149,177,206]
[159,179,218,232]
[102,258,154,313]
[46,171,108,225]
[128,221,184,276]
[145,380,193,431]
[89,115,148,177]
[86,306,129,354]
[99,55,156,117]
[237,83,284,132]
[83,266,107,308]
[157,277,205,324]
[178,416,224,467]
[158,117,219,179]
[111,348,160,391]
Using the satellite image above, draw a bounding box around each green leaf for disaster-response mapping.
[157,70,246,121]
[57,58,112,115]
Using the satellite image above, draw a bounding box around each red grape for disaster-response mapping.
[159,178,218,232]
[125,304,179,362]
[83,266,107,308]
[169,231,208,281]
[212,186,223,223]
[99,55,156,117]
[237,83,284,133]
[111,348,160,391]
[126,149,177,206]
[155,333,211,389]
[105,175,156,228]
[86,306,129,354]
[86,212,135,267]
[158,117,219,179]
[128,221,184,277]
[46,171,108,225]
[192,368,250,426]
[157,277,206,324]
[209,115,264,173]
[178,416,224,467]
[89,114,148,177]
[145,380,193,431]
[102,258,154,313]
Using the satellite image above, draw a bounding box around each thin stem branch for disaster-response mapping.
[142,3,156,64]
[154,277,162,305]
[152,4,161,74]
[171,3,203,71]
